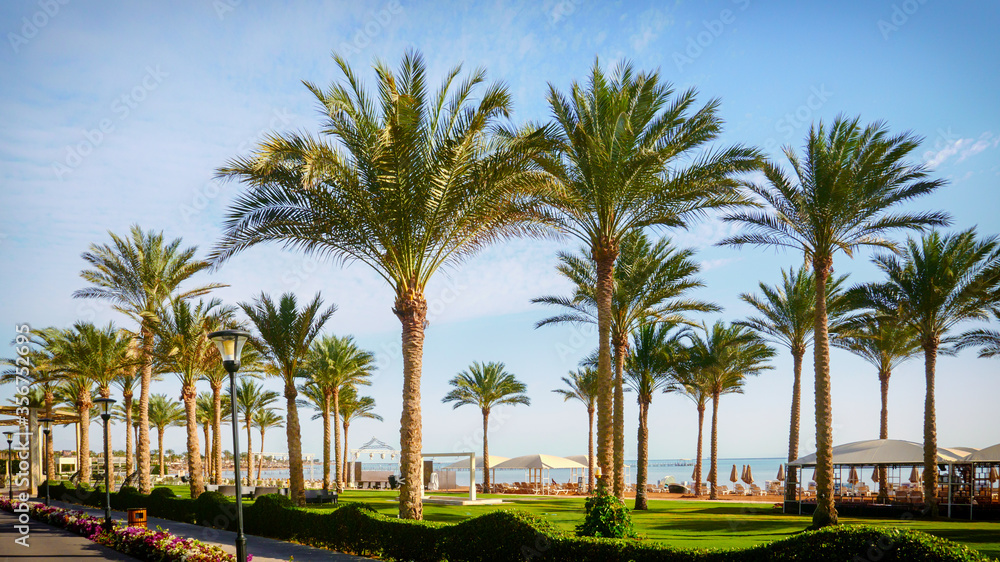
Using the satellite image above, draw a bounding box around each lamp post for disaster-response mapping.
[38,418,53,506]
[3,431,13,501]
[208,329,250,562]
[94,397,116,531]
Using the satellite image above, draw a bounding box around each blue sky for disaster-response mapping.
[1,0,998,466]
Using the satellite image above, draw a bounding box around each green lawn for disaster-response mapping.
[167,486,1000,558]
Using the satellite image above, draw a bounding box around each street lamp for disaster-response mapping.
[132,421,140,474]
[3,431,13,501]
[38,418,53,506]
[94,397,116,531]
[208,329,250,562]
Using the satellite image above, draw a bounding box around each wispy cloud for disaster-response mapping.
[923,131,998,168]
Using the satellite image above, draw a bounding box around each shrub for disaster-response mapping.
[440,509,560,562]
[193,491,237,530]
[576,485,638,539]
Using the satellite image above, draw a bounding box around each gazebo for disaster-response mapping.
[440,455,508,487]
[492,454,585,494]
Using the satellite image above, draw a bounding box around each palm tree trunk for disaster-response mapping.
[123,392,133,477]
[811,257,838,528]
[785,346,804,501]
[395,292,427,519]
[594,247,617,489]
[44,391,55,484]
[694,402,705,496]
[322,391,331,492]
[157,428,165,477]
[333,388,343,493]
[257,430,266,480]
[587,406,595,494]
[877,369,891,502]
[203,422,212,481]
[78,388,92,484]
[246,420,253,486]
[182,384,204,498]
[635,401,649,510]
[212,381,223,485]
[138,323,153,494]
[922,338,939,516]
[612,335,626,499]
[342,421,350,488]
[709,391,720,500]
[284,383,306,506]
[482,409,490,494]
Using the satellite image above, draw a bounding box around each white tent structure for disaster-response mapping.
[788,439,966,466]
[440,455,509,488]
[565,455,593,487]
[493,454,586,494]
[960,443,1000,520]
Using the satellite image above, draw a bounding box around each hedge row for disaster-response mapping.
[44,482,993,562]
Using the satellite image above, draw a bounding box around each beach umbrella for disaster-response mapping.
[776,465,784,482]
[692,465,698,480]
[871,467,880,482]
[848,466,859,485]
[741,464,748,483]
[909,466,920,484]
[745,465,754,484]
[729,465,738,484]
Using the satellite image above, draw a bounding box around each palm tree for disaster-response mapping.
[833,313,919,501]
[113,371,141,479]
[957,309,1000,359]
[234,379,280,485]
[53,373,95,481]
[442,362,530,493]
[148,393,184,478]
[212,52,553,519]
[534,231,718,496]
[536,59,761,490]
[669,362,711,496]
[74,225,222,493]
[552,367,598,493]
[625,323,685,509]
[719,116,949,526]
[339,387,381,484]
[737,267,850,499]
[240,292,334,505]
[195,392,214,477]
[680,321,774,500]
[302,335,375,493]
[253,408,284,481]
[852,229,999,514]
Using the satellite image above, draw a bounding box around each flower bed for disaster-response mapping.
[0,498,245,562]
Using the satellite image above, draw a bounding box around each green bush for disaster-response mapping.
[576,486,638,539]
[193,491,238,530]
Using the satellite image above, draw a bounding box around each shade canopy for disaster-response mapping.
[961,443,1000,463]
[565,455,591,467]
[442,455,509,470]
[492,454,586,470]
[789,439,966,466]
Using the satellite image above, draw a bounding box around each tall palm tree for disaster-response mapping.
[53,373,95,482]
[442,362,530,493]
[148,393,184,478]
[680,321,774,500]
[534,231,718,497]
[240,292,334,505]
[833,313,919,501]
[339,387,382,484]
[234,379,280,485]
[212,52,553,519]
[253,408,284,481]
[302,335,375,493]
[536,59,761,490]
[113,371,142,479]
[852,229,999,514]
[625,323,685,510]
[74,225,222,493]
[552,367,598,493]
[719,116,949,527]
[195,392,214,477]
[669,362,711,496]
[737,267,850,499]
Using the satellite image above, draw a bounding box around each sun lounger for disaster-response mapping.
[733,484,747,495]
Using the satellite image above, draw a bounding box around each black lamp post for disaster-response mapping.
[94,397,116,531]
[38,418,53,506]
[208,329,251,562]
[132,421,140,474]
[3,431,13,501]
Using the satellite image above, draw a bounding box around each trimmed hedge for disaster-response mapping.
[46,483,993,562]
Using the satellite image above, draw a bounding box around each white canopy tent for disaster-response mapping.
[492,454,586,494]
[440,455,509,489]
[960,443,1000,520]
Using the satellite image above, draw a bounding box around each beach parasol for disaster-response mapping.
[730,464,738,484]
[990,466,999,490]
[745,465,754,484]
[871,467,879,482]
[848,466,859,485]
[909,466,920,484]
[692,465,699,480]
[776,465,784,482]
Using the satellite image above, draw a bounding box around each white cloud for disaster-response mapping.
[923,131,998,168]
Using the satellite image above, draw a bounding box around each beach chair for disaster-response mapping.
[733,483,747,495]
[749,484,765,496]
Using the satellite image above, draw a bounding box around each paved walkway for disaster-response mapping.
[0,509,139,560]
[48,500,372,562]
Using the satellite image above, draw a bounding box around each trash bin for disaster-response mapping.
[127,508,147,528]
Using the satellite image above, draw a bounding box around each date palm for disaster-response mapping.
[302,335,375,493]
[720,116,949,527]
[957,309,1000,359]
[737,267,850,499]
[235,379,280,485]
[669,363,711,496]
[442,362,530,494]
[339,387,382,484]
[552,367,598,493]
[240,292,334,505]
[53,372,95,482]
[680,321,774,500]
[625,323,686,509]
[212,52,553,519]
[253,408,284,481]
[203,341,259,485]
[148,393,184,477]
[535,59,761,489]
[195,392,214,476]
[74,225,223,493]
[851,229,999,514]
[534,231,718,497]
